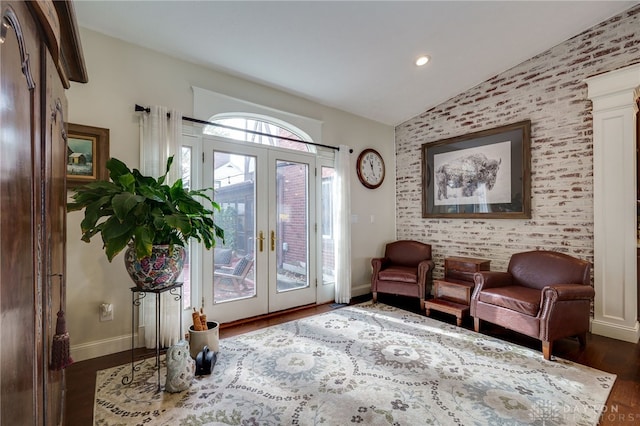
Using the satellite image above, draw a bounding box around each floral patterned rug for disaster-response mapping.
[93,302,615,425]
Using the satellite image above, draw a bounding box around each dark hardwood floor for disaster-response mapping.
[65,295,640,425]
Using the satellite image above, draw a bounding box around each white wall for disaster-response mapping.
[67,28,396,360]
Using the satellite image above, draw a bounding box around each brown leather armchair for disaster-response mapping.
[471,250,593,360]
[371,240,435,309]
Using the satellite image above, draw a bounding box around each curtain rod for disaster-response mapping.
[135,104,352,153]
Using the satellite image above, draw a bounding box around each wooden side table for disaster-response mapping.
[444,256,491,283]
[425,280,474,326]
[425,256,490,326]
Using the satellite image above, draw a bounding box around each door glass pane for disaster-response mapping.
[276,160,308,292]
[212,152,256,303]
[321,166,335,286]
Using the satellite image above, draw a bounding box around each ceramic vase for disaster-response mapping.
[124,244,186,290]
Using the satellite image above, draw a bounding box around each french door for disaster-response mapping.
[202,138,317,322]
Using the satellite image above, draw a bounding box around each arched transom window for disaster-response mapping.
[203,113,316,153]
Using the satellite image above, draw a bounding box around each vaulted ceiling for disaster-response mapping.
[74,1,638,126]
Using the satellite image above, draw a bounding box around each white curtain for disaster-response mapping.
[139,105,183,348]
[333,145,352,303]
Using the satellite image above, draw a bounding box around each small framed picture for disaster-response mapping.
[66,123,109,188]
[421,120,531,219]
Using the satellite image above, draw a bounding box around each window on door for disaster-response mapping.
[212,151,257,304]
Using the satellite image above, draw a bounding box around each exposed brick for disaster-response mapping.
[395,5,640,282]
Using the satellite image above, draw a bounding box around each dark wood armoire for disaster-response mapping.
[0,1,86,424]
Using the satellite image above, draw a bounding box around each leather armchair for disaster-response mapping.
[471,250,593,360]
[371,240,435,310]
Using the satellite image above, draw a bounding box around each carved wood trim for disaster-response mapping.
[51,98,66,140]
[1,5,35,89]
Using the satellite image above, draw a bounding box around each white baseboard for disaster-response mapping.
[352,283,371,298]
[71,333,138,362]
[71,289,376,362]
[590,318,640,343]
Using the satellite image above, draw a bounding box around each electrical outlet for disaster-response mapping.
[99,303,113,322]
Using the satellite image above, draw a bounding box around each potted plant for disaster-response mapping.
[67,156,224,289]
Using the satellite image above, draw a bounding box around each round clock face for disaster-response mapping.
[356,149,385,189]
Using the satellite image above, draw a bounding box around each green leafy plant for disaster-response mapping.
[215,205,237,249]
[67,156,224,261]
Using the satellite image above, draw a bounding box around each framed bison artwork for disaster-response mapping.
[421,120,531,218]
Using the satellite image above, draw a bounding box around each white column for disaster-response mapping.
[586,63,640,343]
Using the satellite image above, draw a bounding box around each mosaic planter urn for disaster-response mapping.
[124,244,186,290]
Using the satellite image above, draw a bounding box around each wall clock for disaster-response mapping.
[356,148,385,189]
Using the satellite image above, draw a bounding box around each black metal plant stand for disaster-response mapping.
[122,282,183,392]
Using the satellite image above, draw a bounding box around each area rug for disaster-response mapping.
[94,302,615,425]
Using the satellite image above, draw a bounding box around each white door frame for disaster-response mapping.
[201,136,319,323]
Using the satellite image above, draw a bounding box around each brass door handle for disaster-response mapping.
[271,230,276,251]
[258,231,265,252]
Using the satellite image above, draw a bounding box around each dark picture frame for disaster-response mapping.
[421,120,531,219]
[66,123,110,188]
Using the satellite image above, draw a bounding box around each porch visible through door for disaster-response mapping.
[204,139,316,322]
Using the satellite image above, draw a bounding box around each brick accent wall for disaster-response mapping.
[395,6,640,280]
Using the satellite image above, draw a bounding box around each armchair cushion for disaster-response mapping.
[478,286,541,316]
[232,255,252,276]
[378,265,418,283]
[214,248,233,267]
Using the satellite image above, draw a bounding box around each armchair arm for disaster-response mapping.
[417,259,435,282]
[417,259,435,302]
[472,271,514,300]
[371,257,390,274]
[538,284,595,341]
[371,257,389,291]
[216,265,234,272]
[473,271,513,289]
[214,271,237,279]
[543,284,595,301]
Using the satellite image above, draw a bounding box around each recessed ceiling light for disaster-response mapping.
[415,55,430,66]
